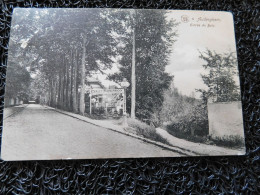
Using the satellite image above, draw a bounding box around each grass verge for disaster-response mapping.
[166,126,244,149]
[166,129,207,143]
[126,118,172,146]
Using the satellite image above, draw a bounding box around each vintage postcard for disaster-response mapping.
[1,8,245,160]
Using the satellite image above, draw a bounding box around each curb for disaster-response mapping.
[44,105,200,157]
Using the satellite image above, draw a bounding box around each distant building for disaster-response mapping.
[84,77,123,116]
[85,77,105,91]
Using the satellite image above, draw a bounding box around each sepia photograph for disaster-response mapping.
[1,8,245,160]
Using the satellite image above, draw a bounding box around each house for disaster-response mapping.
[84,77,123,116]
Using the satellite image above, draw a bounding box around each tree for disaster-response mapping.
[197,49,241,102]
[4,9,41,103]
[5,60,31,101]
[9,9,116,113]
[108,9,178,121]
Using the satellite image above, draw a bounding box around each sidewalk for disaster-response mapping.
[156,128,246,156]
[3,104,28,119]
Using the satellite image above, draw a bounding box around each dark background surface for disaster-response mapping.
[0,0,259,194]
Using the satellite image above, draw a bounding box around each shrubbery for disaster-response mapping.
[210,135,245,148]
[166,116,208,137]
[159,87,209,137]
[127,118,171,146]
[166,128,207,143]
[166,104,209,143]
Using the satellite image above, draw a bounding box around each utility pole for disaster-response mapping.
[131,10,136,119]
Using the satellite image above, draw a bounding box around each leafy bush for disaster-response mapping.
[159,87,209,136]
[210,135,245,148]
[166,126,207,143]
[84,113,106,120]
[166,124,244,148]
[127,118,171,146]
[166,114,209,137]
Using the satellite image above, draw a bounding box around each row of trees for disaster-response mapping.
[6,8,177,121]
[7,9,115,112]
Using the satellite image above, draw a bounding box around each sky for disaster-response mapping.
[166,10,238,98]
[97,10,239,98]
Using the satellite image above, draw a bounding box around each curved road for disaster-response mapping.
[1,104,182,160]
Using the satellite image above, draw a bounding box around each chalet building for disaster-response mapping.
[84,77,123,117]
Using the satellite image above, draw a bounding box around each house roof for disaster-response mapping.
[86,77,105,89]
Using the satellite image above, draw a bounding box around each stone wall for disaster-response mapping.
[207,101,244,138]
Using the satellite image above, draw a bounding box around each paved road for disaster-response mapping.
[1,104,182,160]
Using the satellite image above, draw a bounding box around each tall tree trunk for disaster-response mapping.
[79,36,86,115]
[58,72,62,108]
[60,74,63,107]
[73,49,78,113]
[64,60,68,110]
[54,80,58,107]
[70,51,74,111]
[66,58,70,110]
[48,79,52,106]
[131,21,136,119]
[76,57,80,111]
[65,59,69,110]
[61,55,65,108]
[51,79,56,107]
[50,79,53,107]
